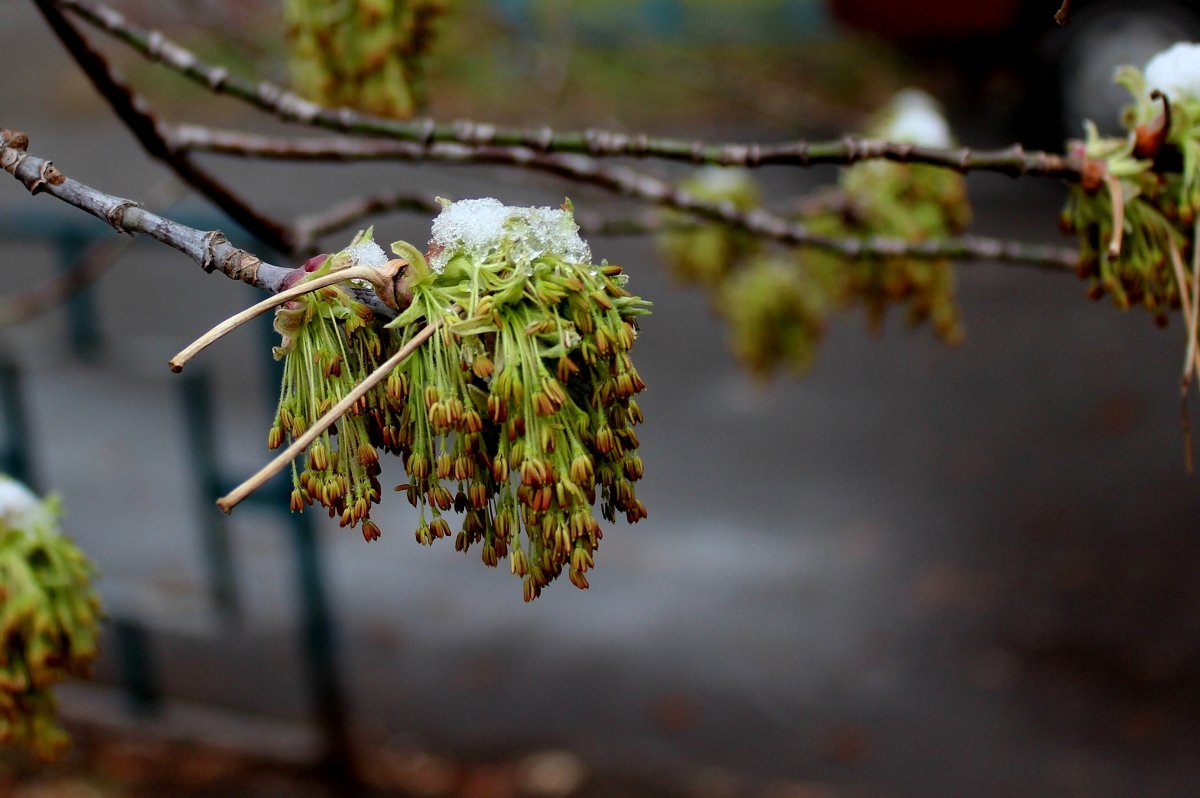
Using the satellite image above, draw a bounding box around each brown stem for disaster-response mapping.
[169,262,405,373]
[217,318,442,513]
[1104,174,1125,259]
[1168,235,1199,472]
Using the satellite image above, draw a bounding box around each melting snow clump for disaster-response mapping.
[344,238,388,268]
[880,89,953,149]
[0,475,50,531]
[428,197,592,274]
[1144,42,1200,100]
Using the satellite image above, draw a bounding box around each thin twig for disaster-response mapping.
[32,0,296,254]
[1168,236,1199,472]
[1190,216,1199,371]
[0,128,392,317]
[295,191,443,249]
[1104,174,1125,259]
[1188,220,1200,472]
[171,125,1082,271]
[61,0,1081,181]
[217,318,442,513]
[169,262,404,372]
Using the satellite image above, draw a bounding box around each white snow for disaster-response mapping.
[0,475,50,532]
[428,197,591,274]
[344,238,388,268]
[1144,42,1200,100]
[880,89,953,149]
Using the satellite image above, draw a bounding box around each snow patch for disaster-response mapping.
[428,197,591,274]
[880,89,953,149]
[1144,42,1200,100]
[344,239,388,268]
[0,476,50,531]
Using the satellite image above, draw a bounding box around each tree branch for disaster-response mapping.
[172,125,1081,271]
[294,191,443,251]
[0,128,392,318]
[60,0,1081,181]
[32,0,297,254]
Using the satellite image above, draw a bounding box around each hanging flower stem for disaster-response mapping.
[170,259,409,372]
[218,316,443,513]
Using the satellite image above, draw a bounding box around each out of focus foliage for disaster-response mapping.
[0,478,101,761]
[284,0,446,117]
[659,90,968,378]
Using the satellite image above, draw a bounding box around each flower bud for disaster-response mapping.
[361,519,381,542]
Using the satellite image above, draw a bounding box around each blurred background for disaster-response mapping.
[3,0,1200,796]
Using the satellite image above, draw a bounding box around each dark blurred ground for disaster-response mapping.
[3,2,1200,797]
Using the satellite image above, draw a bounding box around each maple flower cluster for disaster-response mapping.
[1062,42,1200,317]
[270,200,650,600]
[660,89,967,377]
[0,477,100,760]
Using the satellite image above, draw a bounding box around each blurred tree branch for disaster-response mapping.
[0,128,388,318]
[60,0,1081,181]
[32,0,296,253]
[170,125,1080,270]
[3,0,1087,310]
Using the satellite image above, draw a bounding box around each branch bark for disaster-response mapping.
[33,0,297,254]
[172,126,1082,271]
[61,0,1081,181]
[0,128,389,317]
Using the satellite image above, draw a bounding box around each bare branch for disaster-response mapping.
[0,128,389,319]
[173,126,1082,271]
[169,260,408,373]
[32,0,296,254]
[295,191,443,250]
[61,0,1081,181]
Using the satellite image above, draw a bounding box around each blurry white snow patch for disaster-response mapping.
[1144,42,1200,100]
[428,197,591,274]
[878,88,953,149]
[0,475,51,531]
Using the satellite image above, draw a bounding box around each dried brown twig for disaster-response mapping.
[216,318,443,513]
